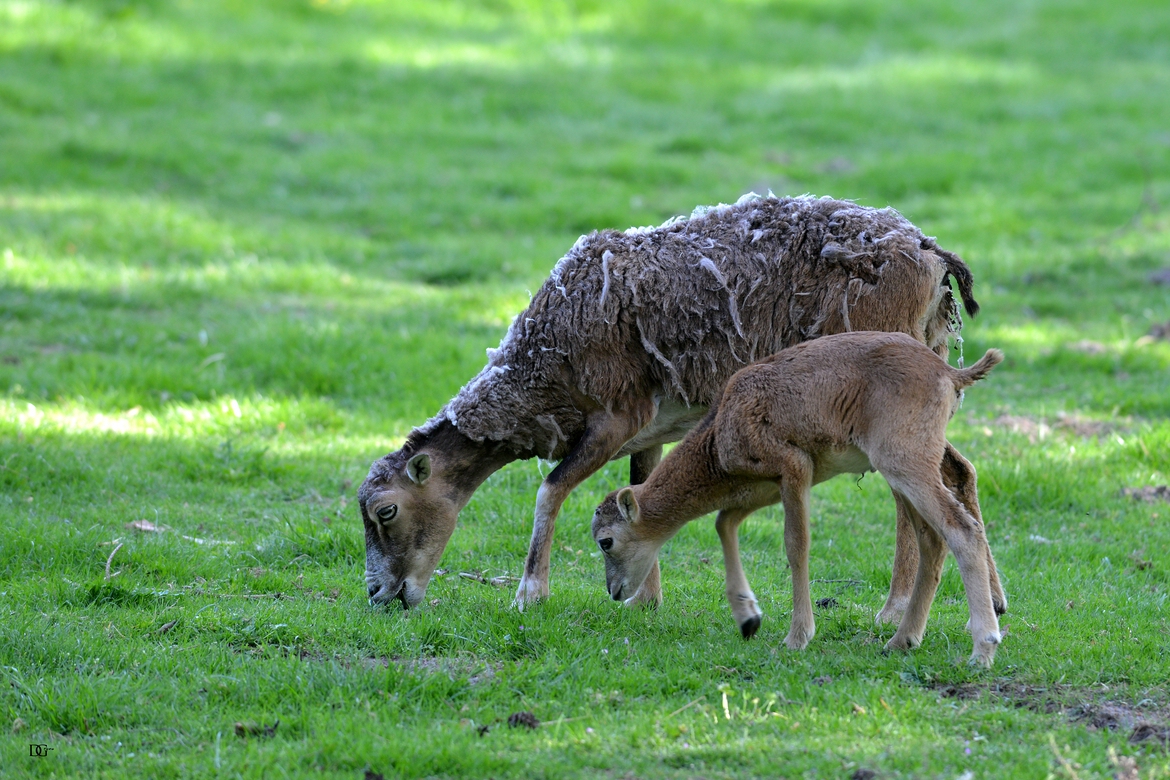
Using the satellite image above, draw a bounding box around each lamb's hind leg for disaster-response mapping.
[514,411,645,609]
[942,443,1007,616]
[626,445,664,608]
[875,492,919,626]
[886,496,947,651]
[715,508,762,639]
[885,470,1002,667]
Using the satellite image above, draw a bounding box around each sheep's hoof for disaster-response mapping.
[740,615,762,640]
[993,593,1008,616]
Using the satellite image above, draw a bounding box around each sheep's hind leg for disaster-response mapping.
[514,412,643,610]
[715,508,762,639]
[626,446,664,608]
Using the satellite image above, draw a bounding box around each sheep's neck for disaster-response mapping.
[422,421,519,506]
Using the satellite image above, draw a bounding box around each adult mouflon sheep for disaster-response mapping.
[591,331,1006,666]
[359,193,986,614]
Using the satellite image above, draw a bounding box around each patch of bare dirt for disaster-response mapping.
[992,414,1051,442]
[1122,486,1170,504]
[991,412,1124,443]
[931,682,1170,746]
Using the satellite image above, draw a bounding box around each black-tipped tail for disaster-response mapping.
[936,247,979,317]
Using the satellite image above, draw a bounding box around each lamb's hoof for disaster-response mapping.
[740,615,762,640]
[783,625,814,650]
[885,632,921,652]
[512,575,549,611]
[874,599,908,627]
[993,594,1008,616]
[968,632,1001,668]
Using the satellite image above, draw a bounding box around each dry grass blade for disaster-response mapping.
[104,542,124,580]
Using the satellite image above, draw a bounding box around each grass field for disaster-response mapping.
[2,0,1170,777]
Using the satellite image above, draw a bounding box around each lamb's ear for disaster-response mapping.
[616,487,641,523]
[405,453,431,485]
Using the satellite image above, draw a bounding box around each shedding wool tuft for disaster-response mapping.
[440,195,971,461]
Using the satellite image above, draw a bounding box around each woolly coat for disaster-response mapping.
[432,194,969,461]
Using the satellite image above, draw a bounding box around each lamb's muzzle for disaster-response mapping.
[591,331,1007,666]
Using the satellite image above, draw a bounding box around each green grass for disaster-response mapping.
[2,0,1170,777]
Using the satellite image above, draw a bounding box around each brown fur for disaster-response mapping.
[360,194,980,611]
[591,332,1007,667]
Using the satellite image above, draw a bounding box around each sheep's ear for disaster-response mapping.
[616,488,641,523]
[405,453,431,485]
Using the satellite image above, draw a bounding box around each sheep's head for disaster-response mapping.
[591,487,663,604]
[358,450,457,609]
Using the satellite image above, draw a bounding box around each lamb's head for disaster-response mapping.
[358,449,456,609]
[591,487,663,604]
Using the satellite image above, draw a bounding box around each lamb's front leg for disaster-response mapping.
[514,411,645,609]
[780,475,816,650]
[715,508,762,639]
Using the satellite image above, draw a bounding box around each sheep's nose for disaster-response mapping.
[368,585,379,598]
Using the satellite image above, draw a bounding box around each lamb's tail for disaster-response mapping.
[936,247,979,317]
[952,348,1003,389]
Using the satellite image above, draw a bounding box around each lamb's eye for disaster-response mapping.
[376,504,398,523]
[598,538,614,552]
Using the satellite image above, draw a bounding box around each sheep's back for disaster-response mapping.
[445,195,957,459]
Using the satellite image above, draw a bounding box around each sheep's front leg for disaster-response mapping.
[715,508,762,639]
[625,445,664,608]
[514,412,644,610]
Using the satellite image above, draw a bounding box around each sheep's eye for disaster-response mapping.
[376,504,398,523]
[598,538,614,552]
